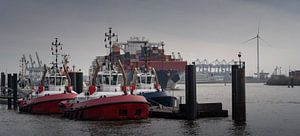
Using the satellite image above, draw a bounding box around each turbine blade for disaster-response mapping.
[258,20,261,35]
[259,37,272,47]
[242,36,257,44]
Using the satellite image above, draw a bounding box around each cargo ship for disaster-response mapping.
[89,36,187,89]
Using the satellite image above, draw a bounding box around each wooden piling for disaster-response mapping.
[232,65,237,120]
[7,74,12,110]
[232,62,246,122]
[185,65,197,120]
[12,73,18,110]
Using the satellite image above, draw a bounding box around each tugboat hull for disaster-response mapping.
[18,93,77,114]
[60,95,150,120]
[141,91,177,107]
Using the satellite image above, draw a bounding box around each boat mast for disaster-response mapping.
[104,27,118,70]
[51,38,63,74]
[104,27,118,86]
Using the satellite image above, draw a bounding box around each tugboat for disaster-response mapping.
[129,52,177,107]
[59,28,149,120]
[18,38,77,114]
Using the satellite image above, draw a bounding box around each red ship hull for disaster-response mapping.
[18,93,77,114]
[60,95,150,120]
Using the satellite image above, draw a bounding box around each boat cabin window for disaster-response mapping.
[55,77,61,85]
[50,77,55,85]
[147,75,152,84]
[97,75,103,84]
[141,76,146,84]
[138,75,153,84]
[103,75,109,85]
[45,76,65,86]
[111,75,118,85]
[62,77,67,86]
[102,74,119,85]
[118,75,123,84]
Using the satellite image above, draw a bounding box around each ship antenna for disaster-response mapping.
[104,27,118,70]
[51,38,63,73]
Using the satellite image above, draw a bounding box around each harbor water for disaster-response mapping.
[0,83,300,136]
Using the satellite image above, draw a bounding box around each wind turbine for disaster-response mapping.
[243,23,271,79]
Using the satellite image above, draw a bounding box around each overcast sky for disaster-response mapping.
[1,0,300,75]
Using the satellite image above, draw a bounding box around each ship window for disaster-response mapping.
[119,109,128,116]
[135,109,141,116]
[137,77,141,83]
[50,77,55,85]
[147,76,152,84]
[141,76,146,84]
[104,75,109,84]
[97,75,102,84]
[111,75,118,85]
[56,77,62,85]
[62,77,67,86]
[118,75,123,84]
[100,75,103,84]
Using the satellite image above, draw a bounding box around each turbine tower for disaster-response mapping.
[243,23,270,79]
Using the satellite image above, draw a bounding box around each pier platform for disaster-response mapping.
[149,103,228,119]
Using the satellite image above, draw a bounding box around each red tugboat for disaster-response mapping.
[60,61,149,120]
[18,38,77,114]
[60,28,149,120]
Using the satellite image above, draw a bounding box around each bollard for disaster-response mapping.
[1,72,5,95]
[7,74,12,110]
[232,62,246,122]
[185,65,197,120]
[12,73,18,110]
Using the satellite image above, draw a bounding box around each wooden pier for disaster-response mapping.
[149,103,228,119]
[149,64,229,120]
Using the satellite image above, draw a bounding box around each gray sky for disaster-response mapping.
[1,0,300,75]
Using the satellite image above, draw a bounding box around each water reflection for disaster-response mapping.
[181,120,199,136]
[86,120,151,136]
[228,122,251,136]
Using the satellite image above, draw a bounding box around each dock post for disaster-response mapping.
[7,74,12,110]
[232,65,237,120]
[1,72,5,95]
[291,77,294,88]
[12,73,18,110]
[232,62,246,122]
[185,64,197,120]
